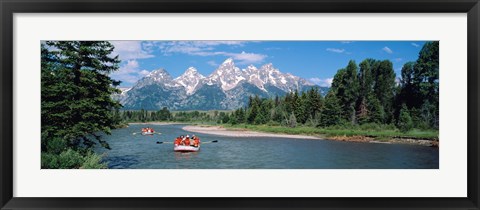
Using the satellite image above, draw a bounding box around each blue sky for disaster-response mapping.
[109,41,427,88]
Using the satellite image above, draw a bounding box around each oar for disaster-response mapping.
[201,140,218,144]
[156,141,173,144]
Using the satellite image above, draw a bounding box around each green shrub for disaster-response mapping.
[41,149,107,169]
[81,152,108,169]
[46,137,68,154]
[41,152,60,169]
[57,149,84,168]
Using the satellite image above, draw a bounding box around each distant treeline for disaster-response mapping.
[121,41,439,133]
[117,108,232,124]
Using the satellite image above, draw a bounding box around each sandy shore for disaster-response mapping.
[182,125,438,147]
[182,125,323,140]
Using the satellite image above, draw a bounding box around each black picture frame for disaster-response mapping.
[1,0,479,209]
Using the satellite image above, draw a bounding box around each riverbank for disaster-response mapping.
[182,125,323,140]
[128,122,184,125]
[183,124,438,147]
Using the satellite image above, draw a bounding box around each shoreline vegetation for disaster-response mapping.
[183,124,438,147]
[126,122,438,147]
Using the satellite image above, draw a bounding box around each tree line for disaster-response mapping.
[118,109,235,124]
[226,41,439,132]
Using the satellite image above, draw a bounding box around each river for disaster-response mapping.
[93,124,439,169]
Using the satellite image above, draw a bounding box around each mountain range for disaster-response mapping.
[117,58,329,110]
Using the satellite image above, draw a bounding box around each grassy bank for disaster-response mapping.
[124,120,438,141]
[220,124,439,141]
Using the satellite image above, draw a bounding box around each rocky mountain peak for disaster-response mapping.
[174,67,205,95]
[119,60,325,110]
[146,68,172,81]
[222,57,234,65]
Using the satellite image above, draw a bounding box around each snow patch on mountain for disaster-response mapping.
[173,67,205,95]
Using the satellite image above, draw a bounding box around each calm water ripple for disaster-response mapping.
[94,124,439,169]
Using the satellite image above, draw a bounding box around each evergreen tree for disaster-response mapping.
[413,41,439,128]
[318,92,342,127]
[356,59,375,124]
[368,95,385,124]
[398,104,413,132]
[288,112,297,128]
[42,41,121,151]
[331,60,359,124]
[372,60,396,123]
[306,87,323,120]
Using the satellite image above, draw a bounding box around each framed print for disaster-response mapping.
[1,0,479,209]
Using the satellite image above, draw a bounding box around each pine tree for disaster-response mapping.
[318,92,342,127]
[413,41,439,128]
[306,87,323,120]
[330,60,359,124]
[288,112,297,128]
[372,60,396,123]
[356,59,375,124]
[42,41,122,150]
[398,104,413,132]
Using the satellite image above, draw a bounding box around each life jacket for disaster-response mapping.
[184,139,190,146]
[174,138,181,146]
[193,137,200,147]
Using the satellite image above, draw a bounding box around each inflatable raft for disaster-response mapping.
[174,145,200,152]
[141,132,154,135]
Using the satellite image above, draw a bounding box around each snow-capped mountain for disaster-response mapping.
[205,58,246,91]
[119,58,327,110]
[133,68,177,89]
[173,67,205,95]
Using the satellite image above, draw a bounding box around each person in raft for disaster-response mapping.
[179,135,185,145]
[184,135,191,146]
[192,135,200,147]
[174,136,182,146]
[142,127,154,133]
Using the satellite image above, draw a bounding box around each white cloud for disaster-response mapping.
[326,48,345,53]
[309,77,333,87]
[156,41,267,65]
[411,43,420,47]
[225,51,267,65]
[158,41,248,55]
[207,60,219,67]
[139,70,150,76]
[111,41,154,60]
[110,59,150,85]
[382,46,393,54]
[265,47,281,51]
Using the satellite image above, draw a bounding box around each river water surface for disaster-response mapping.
[94,124,439,169]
